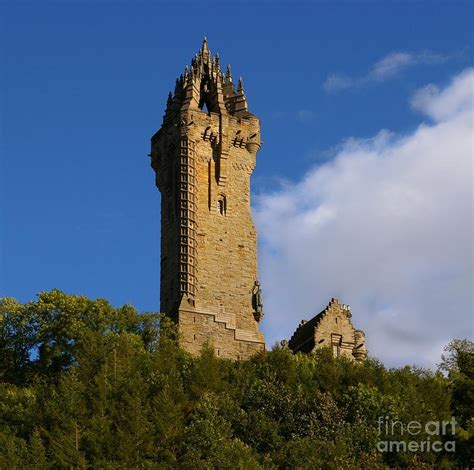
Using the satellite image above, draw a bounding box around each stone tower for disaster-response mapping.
[150,38,265,359]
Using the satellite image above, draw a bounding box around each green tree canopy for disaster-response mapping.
[0,291,471,468]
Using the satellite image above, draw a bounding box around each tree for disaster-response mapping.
[0,290,160,385]
[438,338,474,374]
[0,291,463,468]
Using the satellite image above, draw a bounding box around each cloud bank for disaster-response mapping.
[256,69,473,368]
[324,51,449,92]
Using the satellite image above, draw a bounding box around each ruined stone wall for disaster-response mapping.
[313,301,358,359]
[288,298,368,361]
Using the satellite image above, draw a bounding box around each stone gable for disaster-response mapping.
[288,298,368,361]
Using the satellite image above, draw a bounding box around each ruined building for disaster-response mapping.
[288,298,368,362]
[150,38,265,359]
[151,38,367,361]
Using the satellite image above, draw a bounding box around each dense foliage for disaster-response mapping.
[0,290,472,469]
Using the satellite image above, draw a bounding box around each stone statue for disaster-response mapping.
[252,280,263,322]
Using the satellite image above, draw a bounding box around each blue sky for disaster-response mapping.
[2,1,472,366]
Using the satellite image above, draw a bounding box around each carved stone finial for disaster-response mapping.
[213,53,221,73]
[226,64,232,83]
[201,36,209,55]
[174,78,181,95]
[343,304,352,317]
[237,76,244,93]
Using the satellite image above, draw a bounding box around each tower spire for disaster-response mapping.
[226,64,232,83]
[201,35,209,55]
[237,76,244,93]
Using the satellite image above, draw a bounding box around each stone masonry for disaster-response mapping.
[150,38,265,359]
[288,298,368,361]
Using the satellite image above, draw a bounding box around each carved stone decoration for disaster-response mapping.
[178,136,197,301]
[246,132,261,154]
[342,303,352,318]
[352,330,368,361]
[252,280,263,322]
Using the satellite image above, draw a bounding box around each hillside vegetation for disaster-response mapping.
[0,290,472,469]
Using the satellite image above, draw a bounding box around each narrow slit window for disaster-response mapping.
[217,195,226,215]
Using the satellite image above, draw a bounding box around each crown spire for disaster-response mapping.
[163,39,253,118]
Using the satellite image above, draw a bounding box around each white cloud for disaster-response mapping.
[369,52,414,81]
[256,68,474,368]
[411,68,474,121]
[323,50,450,93]
[323,74,354,93]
